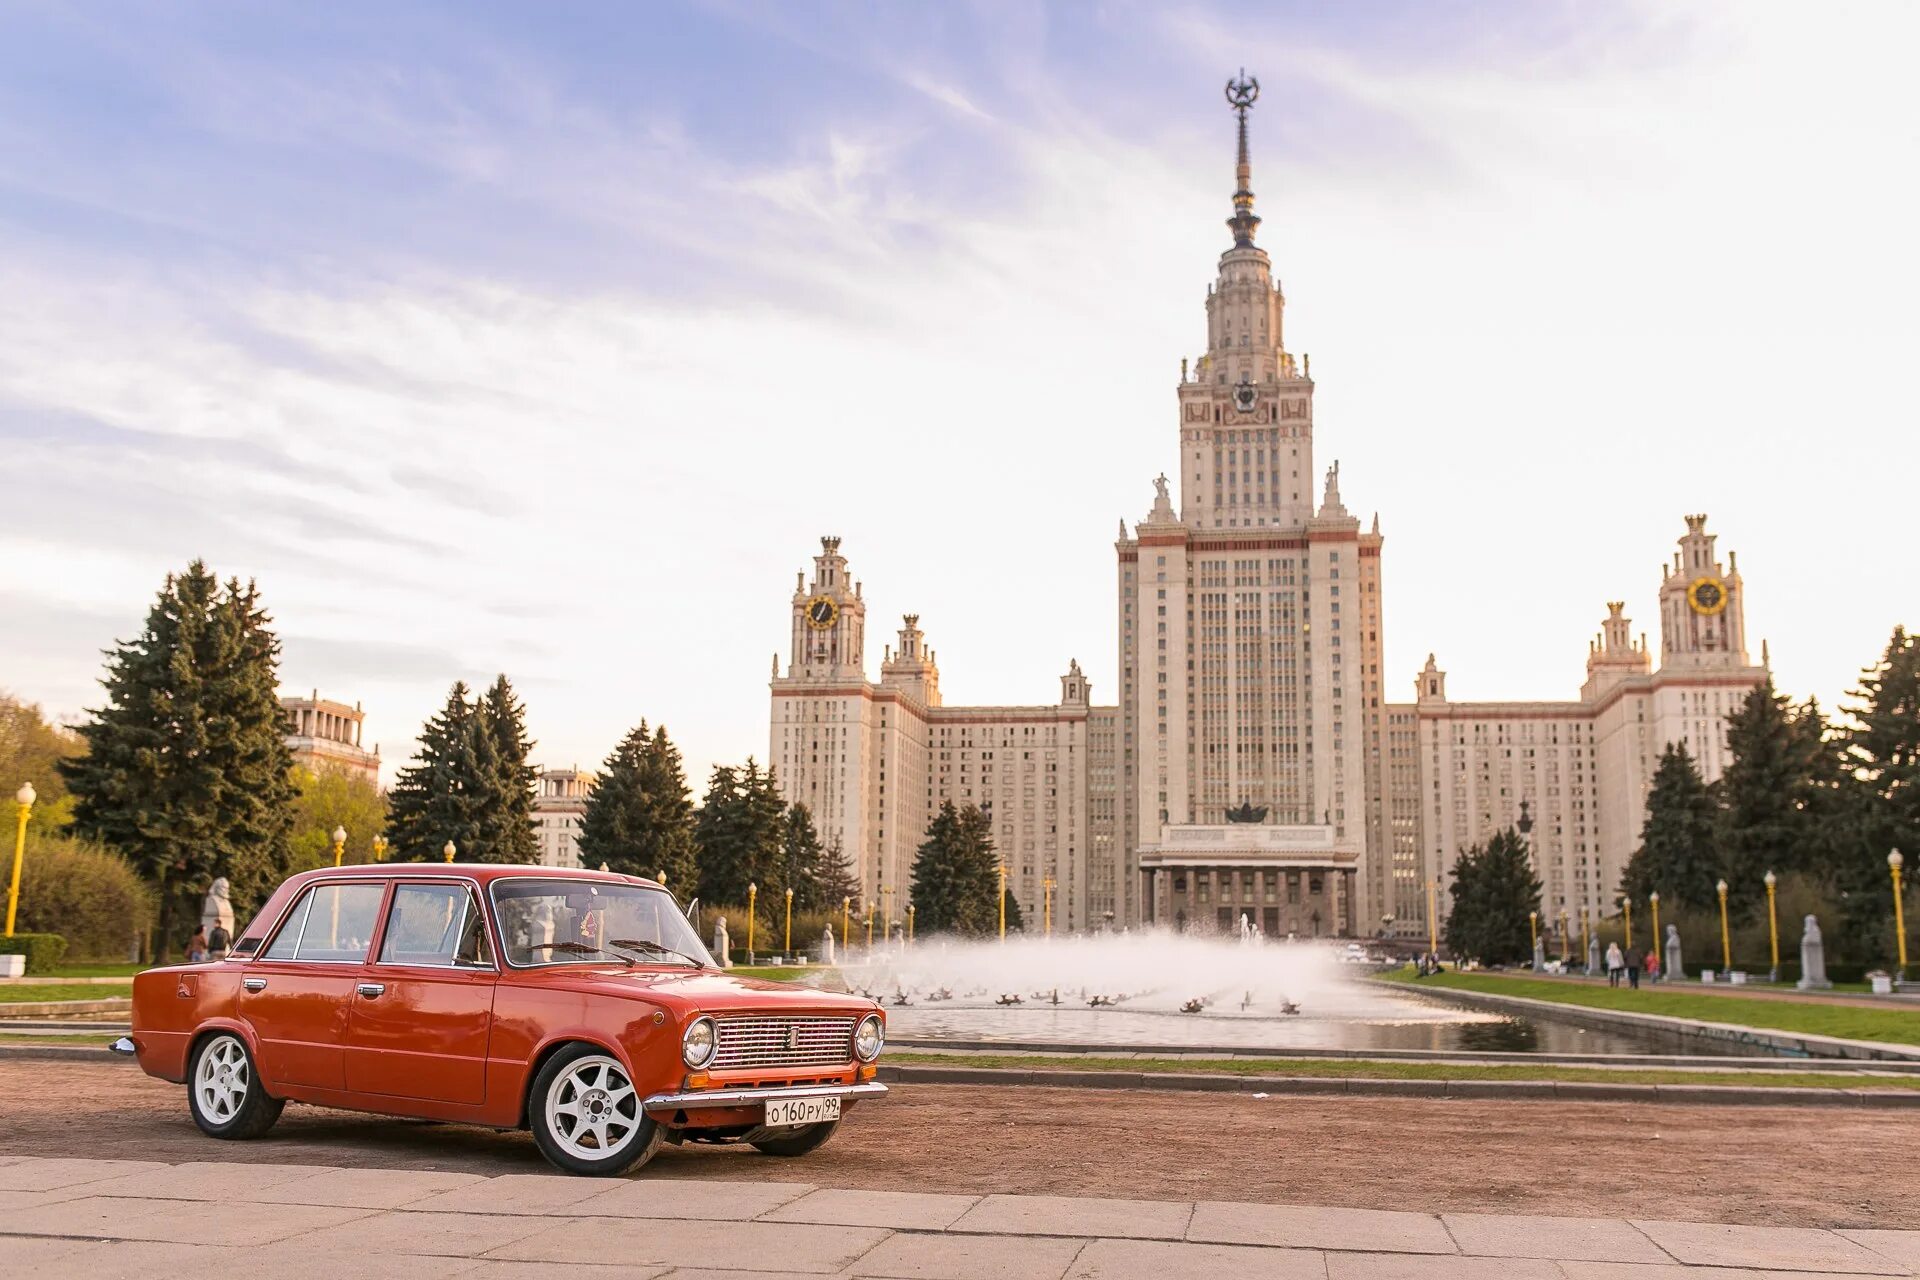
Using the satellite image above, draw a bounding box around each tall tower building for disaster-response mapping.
[1113,74,1388,937]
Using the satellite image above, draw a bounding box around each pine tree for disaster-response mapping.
[1619,743,1721,909]
[385,682,488,862]
[476,675,538,864]
[909,801,1002,936]
[1833,628,1920,962]
[815,835,861,913]
[1443,827,1541,965]
[777,803,827,910]
[1718,678,1825,910]
[577,720,697,887]
[61,562,296,958]
[693,759,783,906]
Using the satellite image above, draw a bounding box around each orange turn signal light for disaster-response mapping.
[857,1063,878,1082]
[687,1071,710,1090]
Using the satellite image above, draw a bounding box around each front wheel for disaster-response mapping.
[529,1046,662,1176]
[751,1117,840,1157]
[188,1032,283,1139]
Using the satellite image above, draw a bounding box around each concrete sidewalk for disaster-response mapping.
[1,1154,1915,1278]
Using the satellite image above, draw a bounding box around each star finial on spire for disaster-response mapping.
[1224,70,1262,247]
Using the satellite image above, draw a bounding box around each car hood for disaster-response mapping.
[525,965,880,1016]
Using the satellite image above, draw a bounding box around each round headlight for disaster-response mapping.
[853,1013,884,1062]
[682,1016,717,1069]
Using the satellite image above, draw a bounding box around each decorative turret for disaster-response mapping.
[1059,658,1091,708]
[1657,514,1748,670]
[879,613,941,706]
[785,535,867,680]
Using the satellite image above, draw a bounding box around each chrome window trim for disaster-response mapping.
[485,875,715,971]
[374,881,498,972]
[290,881,389,964]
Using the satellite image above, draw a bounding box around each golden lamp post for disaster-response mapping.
[997,863,1009,940]
[784,886,794,954]
[1581,908,1592,971]
[5,782,33,938]
[907,903,915,944]
[371,835,388,863]
[1764,870,1780,982]
[865,901,874,950]
[1891,850,1908,983]
[331,825,347,868]
[1716,878,1732,973]
[1425,878,1439,956]
[747,882,757,962]
[1649,892,1661,980]
[881,885,894,942]
[841,896,851,950]
[657,869,667,890]
[1528,911,1538,966]
[1620,896,1633,953]
[443,840,456,864]
[1558,908,1570,964]
[1043,877,1055,938]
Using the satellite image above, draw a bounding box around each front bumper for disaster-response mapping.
[643,1081,888,1111]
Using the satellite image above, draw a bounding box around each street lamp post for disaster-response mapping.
[1426,878,1439,957]
[747,883,757,964]
[443,840,456,864]
[907,903,915,944]
[1891,851,1908,984]
[841,896,851,950]
[1558,908,1570,964]
[332,825,348,868]
[998,863,1009,940]
[5,783,34,938]
[371,835,388,863]
[1043,877,1055,937]
[1649,893,1661,980]
[1764,870,1780,982]
[1529,910,1538,966]
[1581,907,1592,972]
[865,901,874,950]
[1716,878,1732,974]
[784,887,793,955]
[1620,896,1633,953]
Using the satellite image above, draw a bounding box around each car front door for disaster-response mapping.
[239,879,390,1091]
[344,880,498,1106]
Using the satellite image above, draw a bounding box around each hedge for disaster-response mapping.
[0,933,69,974]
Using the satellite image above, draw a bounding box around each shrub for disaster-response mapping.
[0,933,68,973]
[14,832,154,961]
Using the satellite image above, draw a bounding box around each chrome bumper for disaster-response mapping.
[643,1081,888,1111]
[109,1037,137,1056]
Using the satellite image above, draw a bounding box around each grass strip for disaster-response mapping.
[1376,969,1920,1047]
[41,964,145,978]
[886,1050,1920,1091]
[0,983,133,1004]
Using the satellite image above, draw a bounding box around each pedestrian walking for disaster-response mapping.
[1645,948,1660,984]
[185,926,210,964]
[1605,941,1624,987]
[1626,950,1641,989]
[207,921,231,961]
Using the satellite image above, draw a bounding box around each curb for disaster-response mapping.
[0,999,133,1019]
[874,1063,1920,1107]
[0,1044,126,1063]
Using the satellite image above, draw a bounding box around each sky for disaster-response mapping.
[2,1,1916,790]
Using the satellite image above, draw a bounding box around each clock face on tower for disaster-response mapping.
[1686,577,1728,616]
[805,594,839,630]
[1233,380,1257,413]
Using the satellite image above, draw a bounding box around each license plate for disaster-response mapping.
[764,1096,840,1127]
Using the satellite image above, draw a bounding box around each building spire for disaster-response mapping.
[1225,70,1261,248]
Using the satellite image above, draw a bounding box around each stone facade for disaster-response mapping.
[280,691,380,787]
[533,767,593,869]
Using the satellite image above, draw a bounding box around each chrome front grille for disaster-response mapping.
[711,1016,856,1071]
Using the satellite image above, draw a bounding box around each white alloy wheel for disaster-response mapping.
[194,1034,251,1123]
[544,1054,641,1161]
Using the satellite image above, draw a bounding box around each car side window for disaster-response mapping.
[262,891,313,960]
[381,884,491,968]
[284,884,385,962]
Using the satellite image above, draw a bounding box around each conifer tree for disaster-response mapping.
[577,720,697,886]
[909,801,1002,936]
[385,682,488,861]
[1833,627,1920,959]
[1717,678,1825,909]
[62,562,296,957]
[477,675,538,864]
[1443,827,1541,965]
[693,759,783,905]
[777,803,827,910]
[1619,743,1721,909]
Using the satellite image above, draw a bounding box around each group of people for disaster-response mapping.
[183,922,231,964]
[1604,940,1660,988]
[1412,952,1446,977]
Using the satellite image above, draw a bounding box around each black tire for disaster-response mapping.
[187,1032,284,1140]
[528,1044,662,1177]
[751,1117,840,1157]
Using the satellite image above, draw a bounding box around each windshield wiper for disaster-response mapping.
[525,941,634,966]
[609,938,704,968]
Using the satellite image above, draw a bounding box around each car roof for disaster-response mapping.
[285,863,664,891]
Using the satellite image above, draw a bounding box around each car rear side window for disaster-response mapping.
[262,883,386,963]
[381,884,491,967]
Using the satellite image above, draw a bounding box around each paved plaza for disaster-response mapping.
[2,1155,1918,1279]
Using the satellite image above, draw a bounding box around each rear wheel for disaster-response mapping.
[751,1117,840,1157]
[529,1046,662,1176]
[188,1033,283,1140]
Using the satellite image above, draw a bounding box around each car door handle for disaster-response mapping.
[357,983,386,998]
[242,977,267,992]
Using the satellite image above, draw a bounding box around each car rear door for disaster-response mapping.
[239,879,390,1090]
[344,879,498,1106]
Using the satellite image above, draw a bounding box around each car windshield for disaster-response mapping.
[489,879,715,969]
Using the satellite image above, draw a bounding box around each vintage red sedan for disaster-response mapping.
[114,864,886,1175]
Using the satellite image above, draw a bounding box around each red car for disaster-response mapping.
[114,864,886,1175]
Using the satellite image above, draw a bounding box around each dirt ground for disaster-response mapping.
[3,1060,1912,1230]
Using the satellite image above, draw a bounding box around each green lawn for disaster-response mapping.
[886,1050,1920,1092]
[1377,968,1920,1047]
[0,983,133,1004]
[43,963,146,978]
[730,965,840,984]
